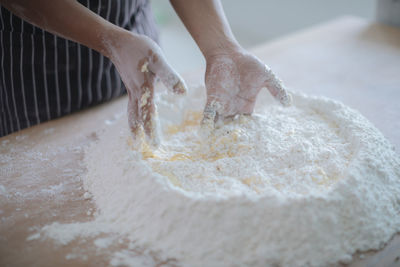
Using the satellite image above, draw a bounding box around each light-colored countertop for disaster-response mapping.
[1,16,399,267]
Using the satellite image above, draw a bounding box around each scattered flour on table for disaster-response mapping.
[40,86,400,267]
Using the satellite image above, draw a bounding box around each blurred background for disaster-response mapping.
[151,0,376,73]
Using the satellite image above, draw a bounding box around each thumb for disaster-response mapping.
[147,52,188,95]
[263,65,292,106]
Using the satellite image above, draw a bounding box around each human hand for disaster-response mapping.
[202,48,291,126]
[104,30,187,144]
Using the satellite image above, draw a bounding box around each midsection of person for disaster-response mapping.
[0,0,158,137]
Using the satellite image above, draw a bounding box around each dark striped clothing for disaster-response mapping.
[0,0,158,137]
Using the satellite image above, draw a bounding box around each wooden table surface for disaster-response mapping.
[1,16,400,267]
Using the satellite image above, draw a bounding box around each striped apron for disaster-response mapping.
[0,0,159,137]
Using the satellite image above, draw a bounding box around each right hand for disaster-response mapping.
[202,48,291,126]
[105,30,187,144]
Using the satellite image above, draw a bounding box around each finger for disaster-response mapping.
[139,72,159,145]
[263,65,292,106]
[127,90,141,140]
[147,52,188,95]
[201,98,222,129]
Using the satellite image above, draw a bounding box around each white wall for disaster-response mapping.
[151,0,375,73]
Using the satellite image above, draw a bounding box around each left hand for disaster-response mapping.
[202,48,291,125]
[105,30,187,144]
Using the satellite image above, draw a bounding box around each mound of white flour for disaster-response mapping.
[139,109,351,197]
[42,86,400,266]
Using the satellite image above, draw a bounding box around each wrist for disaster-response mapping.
[203,38,243,62]
[98,25,131,60]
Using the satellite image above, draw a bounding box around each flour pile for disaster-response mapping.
[41,86,400,266]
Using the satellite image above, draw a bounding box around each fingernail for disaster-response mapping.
[173,81,187,95]
[279,91,292,106]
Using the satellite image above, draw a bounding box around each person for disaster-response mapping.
[376,0,400,27]
[0,0,291,141]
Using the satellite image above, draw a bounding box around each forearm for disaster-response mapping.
[170,0,241,59]
[0,0,123,57]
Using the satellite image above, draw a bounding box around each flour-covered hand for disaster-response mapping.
[105,30,187,143]
[202,49,291,125]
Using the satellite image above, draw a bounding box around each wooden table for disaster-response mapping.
[1,16,400,267]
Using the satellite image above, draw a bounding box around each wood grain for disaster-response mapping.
[1,16,399,267]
